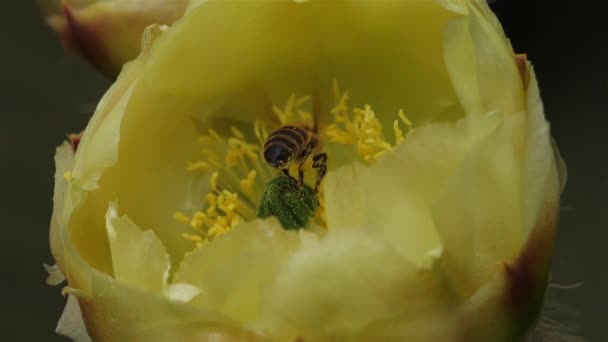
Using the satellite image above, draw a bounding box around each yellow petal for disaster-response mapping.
[325,113,500,267]
[49,142,75,275]
[105,204,170,295]
[144,1,465,127]
[78,270,259,341]
[175,219,304,324]
[260,228,450,340]
[68,25,196,273]
[432,112,525,298]
[443,1,524,117]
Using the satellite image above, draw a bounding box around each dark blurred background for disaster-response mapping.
[0,1,605,341]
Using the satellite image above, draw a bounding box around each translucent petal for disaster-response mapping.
[44,263,65,286]
[521,65,564,234]
[443,1,524,117]
[68,26,197,271]
[79,270,259,341]
[56,295,92,342]
[260,228,450,339]
[145,0,465,128]
[432,113,526,298]
[105,204,170,295]
[175,219,305,323]
[49,142,75,274]
[324,113,501,266]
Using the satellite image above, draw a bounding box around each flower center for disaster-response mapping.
[174,80,414,248]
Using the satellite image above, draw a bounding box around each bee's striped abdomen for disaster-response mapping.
[263,126,312,168]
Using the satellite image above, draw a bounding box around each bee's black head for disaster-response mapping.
[264,145,290,168]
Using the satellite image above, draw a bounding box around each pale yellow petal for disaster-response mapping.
[68,25,197,273]
[443,1,524,117]
[78,270,260,341]
[145,0,465,128]
[105,204,171,295]
[432,113,526,298]
[56,294,92,342]
[325,113,500,266]
[164,283,201,303]
[521,65,564,235]
[260,228,450,340]
[44,263,66,286]
[49,142,75,274]
[174,219,304,324]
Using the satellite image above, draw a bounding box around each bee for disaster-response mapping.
[263,125,327,194]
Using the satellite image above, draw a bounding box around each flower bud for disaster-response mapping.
[40,0,188,78]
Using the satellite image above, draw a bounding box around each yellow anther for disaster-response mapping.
[208,128,223,143]
[210,172,219,191]
[204,151,222,169]
[294,95,311,107]
[197,135,215,145]
[399,110,413,130]
[186,161,210,172]
[298,110,313,125]
[394,120,404,145]
[231,126,245,139]
[325,85,414,164]
[230,215,242,227]
[190,211,207,230]
[254,120,269,146]
[208,224,228,239]
[173,211,190,225]
[63,171,72,181]
[273,93,312,125]
[240,170,257,196]
[182,233,202,242]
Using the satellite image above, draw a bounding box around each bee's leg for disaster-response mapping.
[296,144,315,189]
[282,168,297,184]
[297,162,305,188]
[312,153,327,194]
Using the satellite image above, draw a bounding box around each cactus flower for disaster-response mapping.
[39,0,189,78]
[46,1,566,341]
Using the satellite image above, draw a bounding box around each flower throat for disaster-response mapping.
[174,80,414,248]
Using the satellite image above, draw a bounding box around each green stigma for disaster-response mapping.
[257,175,319,230]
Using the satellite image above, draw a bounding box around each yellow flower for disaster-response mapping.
[39,0,189,78]
[47,1,567,341]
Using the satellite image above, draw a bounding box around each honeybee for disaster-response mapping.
[263,125,327,193]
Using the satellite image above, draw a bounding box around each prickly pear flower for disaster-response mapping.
[39,0,189,78]
[47,1,567,341]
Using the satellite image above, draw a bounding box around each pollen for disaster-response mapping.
[324,80,414,164]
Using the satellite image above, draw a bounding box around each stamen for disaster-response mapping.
[273,93,314,126]
[175,85,413,247]
[186,161,211,172]
[173,211,190,225]
[240,170,257,197]
[210,172,219,191]
[230,126,245,139]
[324,81,414,164]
